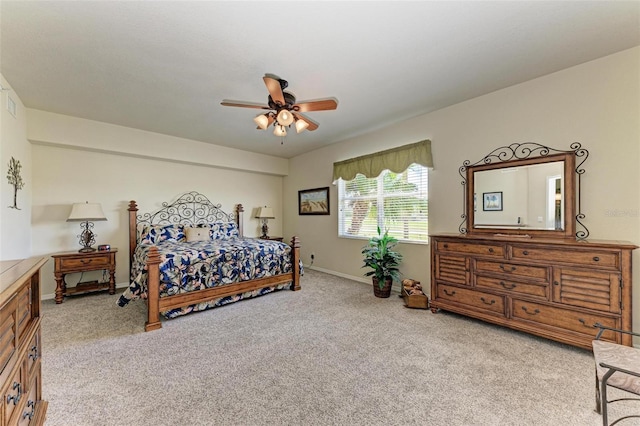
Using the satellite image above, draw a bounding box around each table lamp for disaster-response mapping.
[67,202,107,252]
[255,207,275,238]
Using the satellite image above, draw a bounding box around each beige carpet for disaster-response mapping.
[40,270,634,425]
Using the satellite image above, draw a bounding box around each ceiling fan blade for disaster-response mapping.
[221,100,270,109]
[294,97,338,112]
[293,112,319,131]
[263,76,285,105]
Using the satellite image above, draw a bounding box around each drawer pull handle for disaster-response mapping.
[553,281,559,286]
[443,244,449,249]
[499,264,516,272]
[443,289,456,296]
[29,345,38,360]
[593,256,600,262]
[488,248,494,253]
[81,259,92,264]
[480,297,496,305]
[522,250,529,255]
[521,306,540,316]
[23,400,35,420]
[499,281,516,290]
[578,318,594,328]
[6,382,21,405]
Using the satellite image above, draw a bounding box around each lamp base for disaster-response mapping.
[77,222,97,253]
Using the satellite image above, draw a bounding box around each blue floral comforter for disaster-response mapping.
[117,237,293,318]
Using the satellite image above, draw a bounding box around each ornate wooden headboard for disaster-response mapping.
[127,191,244,265]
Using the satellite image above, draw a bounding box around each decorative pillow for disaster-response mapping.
[185,226,211,242]
[139,224,186,244]
[210,221,239,240]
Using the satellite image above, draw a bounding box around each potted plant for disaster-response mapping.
[362,226,403,298]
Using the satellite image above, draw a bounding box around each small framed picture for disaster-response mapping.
[298,187,330,215]
[483,191,503,211]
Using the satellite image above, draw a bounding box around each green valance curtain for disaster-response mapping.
[332,139,433,181]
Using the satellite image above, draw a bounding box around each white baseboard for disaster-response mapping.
[304,265,403,293]
[41,282,129,301]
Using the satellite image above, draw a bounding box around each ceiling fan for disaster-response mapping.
[221,74,338,137]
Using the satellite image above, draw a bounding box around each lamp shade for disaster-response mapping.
[295,118,309,133]
[276,109,294,126]
[67,202,107,221]
[273,125,287,137]
[253,113,269,130]
[255,207,275,219]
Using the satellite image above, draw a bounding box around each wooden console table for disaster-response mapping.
[52,249,117,304]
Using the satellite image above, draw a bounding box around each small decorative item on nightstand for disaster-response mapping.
[255,206,275,238]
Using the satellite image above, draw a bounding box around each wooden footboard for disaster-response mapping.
[127,194,301,332]
[144,237,301,331]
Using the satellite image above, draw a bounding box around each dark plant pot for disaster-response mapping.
[372,277,393,298]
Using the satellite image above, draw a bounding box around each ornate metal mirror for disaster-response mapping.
[459,142,589,239]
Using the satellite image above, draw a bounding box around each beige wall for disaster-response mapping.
[285,47,640,335]
[28,113,287,299]
[0,74,32,259]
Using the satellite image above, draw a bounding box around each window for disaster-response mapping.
[337,163,428,243]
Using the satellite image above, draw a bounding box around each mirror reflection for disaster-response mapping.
[473,161,564,230]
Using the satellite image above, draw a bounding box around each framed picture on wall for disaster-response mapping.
[483,191,503,211]
[298,187,330,215]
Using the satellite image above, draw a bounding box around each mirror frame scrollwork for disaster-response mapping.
[459,142,589,239]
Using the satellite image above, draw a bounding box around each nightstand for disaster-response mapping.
[260,236,284,242]
[52,249,117,304]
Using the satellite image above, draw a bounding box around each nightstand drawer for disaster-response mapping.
[58,256,110,271]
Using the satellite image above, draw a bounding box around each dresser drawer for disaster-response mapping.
[437,284,505,316]
[511,299,619,342]
[25,328,41,379]
[58,255,110,271]
[511,245,620,269]
[3,363,24,425]
[475,275,548,299]
[18,368,40,426]
[475,260,549,282]
[436,240,505,257]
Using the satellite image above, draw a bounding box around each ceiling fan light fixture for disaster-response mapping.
[253,113,270,130]
[273,125,287,137]
[276,109,294,126]
[295,118,309,133]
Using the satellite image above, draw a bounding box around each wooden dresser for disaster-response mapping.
[430,234,636,349]
[0,257,48,425]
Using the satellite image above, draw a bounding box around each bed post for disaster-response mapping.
[145,246,162,331]
[236,204,244,237]
[291,236,301,291]
[128,201,138,268]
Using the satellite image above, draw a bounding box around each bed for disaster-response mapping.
[117,191,301,331]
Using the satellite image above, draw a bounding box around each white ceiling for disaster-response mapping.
[1,1,639,159]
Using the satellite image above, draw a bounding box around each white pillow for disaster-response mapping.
[184,226,210,242]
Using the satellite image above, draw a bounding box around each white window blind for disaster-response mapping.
[337,164,428,243]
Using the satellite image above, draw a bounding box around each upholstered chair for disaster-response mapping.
[592,324,640,425]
